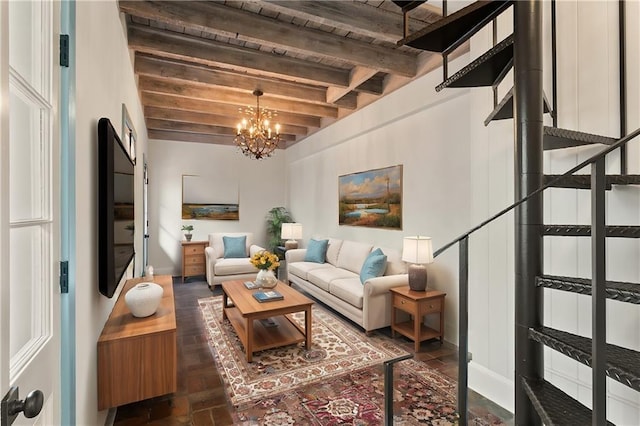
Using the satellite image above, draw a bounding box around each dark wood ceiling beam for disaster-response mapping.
[355,75,385,95]
[148,129,240,146]
[135,54,327,104]
[146,118,296,142]
[120,0,417,77]
[144,106,308,136]
[253,0,440,44]
[333,92,357,109]
[327,66,378,104]
[138,76,339,118]
[141,92,322,128]
[127,24,349,87]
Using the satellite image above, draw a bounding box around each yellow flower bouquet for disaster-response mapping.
[250,250,280,271]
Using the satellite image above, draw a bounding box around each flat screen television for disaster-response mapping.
[98,117,135,298]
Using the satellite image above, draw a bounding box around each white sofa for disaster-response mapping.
[204,232,265,288]
[285,238,408,333]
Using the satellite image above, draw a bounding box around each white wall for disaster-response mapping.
[75,1,147,424]
[285,55,473,349]
[148,140,287,276]
[466,1,640,422]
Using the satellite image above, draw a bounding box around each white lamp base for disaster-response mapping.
[408,264,428,291]
[284,240,298,250]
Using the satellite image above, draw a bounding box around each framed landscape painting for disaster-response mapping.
[182,175,239,220]
[339,165,402,229]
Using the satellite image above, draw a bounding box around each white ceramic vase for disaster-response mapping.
[125,282,163,318]
[256,269,277,289]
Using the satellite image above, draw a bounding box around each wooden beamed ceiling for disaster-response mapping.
[120,0,453,148]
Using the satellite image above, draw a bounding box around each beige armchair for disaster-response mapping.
[204,232,265,288]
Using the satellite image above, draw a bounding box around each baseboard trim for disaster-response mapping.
[468,361,514,414]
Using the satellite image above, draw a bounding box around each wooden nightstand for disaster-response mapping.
[390,286,446,352]
[181,240,208,282]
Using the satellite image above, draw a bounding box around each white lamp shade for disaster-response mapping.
[402,236,434,264]
[281,223,303,240]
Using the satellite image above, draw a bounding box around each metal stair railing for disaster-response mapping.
[432,126,640,425]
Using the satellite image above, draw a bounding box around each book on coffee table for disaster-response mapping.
[253,290,284,303]
[244,281,259,290]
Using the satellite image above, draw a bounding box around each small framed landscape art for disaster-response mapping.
[339,165,402,229]
[182,175,240,220]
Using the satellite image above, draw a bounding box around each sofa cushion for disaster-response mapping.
[305,239,329,263]
[326,238,343,266]
[308,266,357,292]
[223,235,247,258]
[214,258,256,275]
[374,246,406,276]
[329,278,364,309]
[337,240,374,274]
[288,261,333,280]
[360,249,387,284]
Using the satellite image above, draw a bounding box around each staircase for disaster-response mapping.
[395,1,640,425]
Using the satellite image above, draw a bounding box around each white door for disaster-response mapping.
[0,0,60,424]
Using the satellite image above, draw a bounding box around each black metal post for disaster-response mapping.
[591,159,607,425]
[384,354,412,426]
[458,237,469,426]
[619,0,627,174]
[513,1,544,425]
[551,0,558,127]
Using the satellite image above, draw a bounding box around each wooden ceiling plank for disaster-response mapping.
[146,118,296,142]
[141,92,321,128]
[333,92,358,109]
[148,129,286,149]
[135,54,327,103]
[326,66,378,104]
[127,24,349,87]
[120,0,417,77]
[354,76,385,95]
[252,0,440,44]
[138,76,339,118]
[144,106,308,136]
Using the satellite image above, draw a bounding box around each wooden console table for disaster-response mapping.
[390,286,446,352]
[97,275,177,410]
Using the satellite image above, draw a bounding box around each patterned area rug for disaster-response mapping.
[199,296,505,425]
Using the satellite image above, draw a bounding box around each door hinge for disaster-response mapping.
[59,34,69,67]
[59,261,69,293]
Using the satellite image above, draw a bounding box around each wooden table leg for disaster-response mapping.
[440,296,445,344]
[305,307,312,349]
[222,291,228,320]
[391,306,396,338]
[414,314,421,353]
[246,317,253,362]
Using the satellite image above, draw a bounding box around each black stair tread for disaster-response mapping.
[483,87,551,126]
[536,275,640,304]
[544,126,618,150]
[544,174,640,190]
[529,326,640,392]
[398,0,512,53]
[435,34,513,92]
[543,225,640,238]
[523,377,614,425]
[392,1,427,12]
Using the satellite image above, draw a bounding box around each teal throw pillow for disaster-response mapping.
[359,249,387,284]
[223,236,246,258]
[304,239,329,263]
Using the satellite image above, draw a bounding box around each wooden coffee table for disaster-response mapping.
[221,280,314,362]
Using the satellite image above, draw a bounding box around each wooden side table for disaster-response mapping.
[181,240,208,282]
[390,286,446,352]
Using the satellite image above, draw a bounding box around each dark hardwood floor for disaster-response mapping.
[113,278,513,425]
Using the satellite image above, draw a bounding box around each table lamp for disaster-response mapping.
[281,223,303,249]
[402,236,434,291]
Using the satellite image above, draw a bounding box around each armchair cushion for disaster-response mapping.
[223,235,246,258]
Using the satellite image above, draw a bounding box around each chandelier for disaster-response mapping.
[234,89,281,160]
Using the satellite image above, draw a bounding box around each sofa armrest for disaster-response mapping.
[285,248,307,263]
[363,274,409,296]
[249,244,265,257]
[205,246,219,262]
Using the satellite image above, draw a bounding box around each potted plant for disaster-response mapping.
[265,207,293,252]
[181,224,194,241]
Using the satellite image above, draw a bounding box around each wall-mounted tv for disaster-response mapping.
[98,117,135,298]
